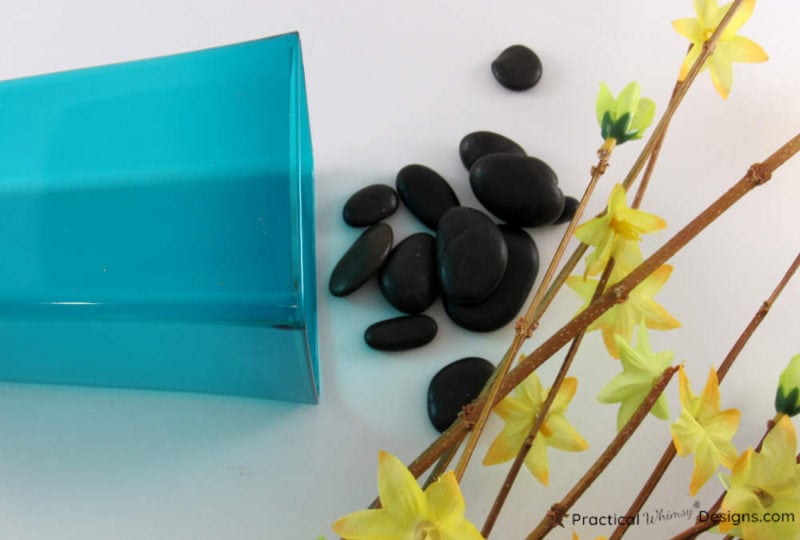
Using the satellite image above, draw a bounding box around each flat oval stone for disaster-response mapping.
[436,207,507,305]
[553,195,580,225]
[444,225,539,331]
[329,223,393,297]
[470,154,564,227]
[343,184,399,227]
[396,164,460,230]
[459,131,526,171]
[364,314,438,351]
[379,233,438,314]
[491,44,542,91]
[427,357,495,433]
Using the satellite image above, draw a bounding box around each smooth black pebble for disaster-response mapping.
[491,44,543,91]
[396,164,460,230]
[427,357,495,432]
[553,196,580,225]
[364,314,438,351]
[343,184,399,227]
[329,223,393,297]
[436,207,507,305]
[444,225,539,332]
[459,131,526,171]
[470,154,564,227]
[379,233,438,314]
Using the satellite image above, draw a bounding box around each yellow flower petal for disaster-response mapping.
[726,34,769,63]
[425,471,465,523]
[709,50,734,99]
[722,0,756,35]
[525,434,550,485]
[672,17,705,41]
[332,508,408,538]
[377,451,425,518]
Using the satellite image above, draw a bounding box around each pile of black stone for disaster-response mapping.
[330,45,579,433]
[329,131,578,352]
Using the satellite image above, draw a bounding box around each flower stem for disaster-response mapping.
[452,146,613,481]
[526,366,680,540]
[396,133,799,485]
[481,260,617,538]
[609,251,800,539]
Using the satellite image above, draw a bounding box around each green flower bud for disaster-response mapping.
[775,353,800,417]
[596,81,656,145]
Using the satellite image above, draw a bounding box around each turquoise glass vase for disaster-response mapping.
[0,33,318,403]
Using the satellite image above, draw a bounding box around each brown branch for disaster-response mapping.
[453,147,613,481]
[526,366,680,540]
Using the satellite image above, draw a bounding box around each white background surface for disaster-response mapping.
[1,1,799,539]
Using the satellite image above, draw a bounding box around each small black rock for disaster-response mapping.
[553,196,580,225]
[379,233,438,314]
[444,225,539,332]
[329,223,393,297]
[459,131,526,171]
[436,207,508,305]
[343,184,399,227]
[470,154,564,227]
[491,44,543,91]
[427,357,495,432]
[364,314,438,351]
[396,164,460,230]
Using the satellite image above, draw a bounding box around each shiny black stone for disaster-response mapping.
[553,196,580,225]
[364,314,438,351]
[436,207,507,305]
[427,357,495,432]
[396,164,460,230]
[379,233,438,314]
[470,154,564,227]
[459,131,526,171]
[343,184,399,227]
[491,44,543,91]
[329,223,393,297]
[444,225,539,332]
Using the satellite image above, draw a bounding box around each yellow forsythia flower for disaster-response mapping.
[719,416,800,539]
[670,366,740,495]
[597,323,673,432]
[332,451,484,540]
[483,372,588,486]
[567,264,680,359]
[672,0,768,99]
[575,183,666,278]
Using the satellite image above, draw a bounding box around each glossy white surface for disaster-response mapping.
[1,1,799,538]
